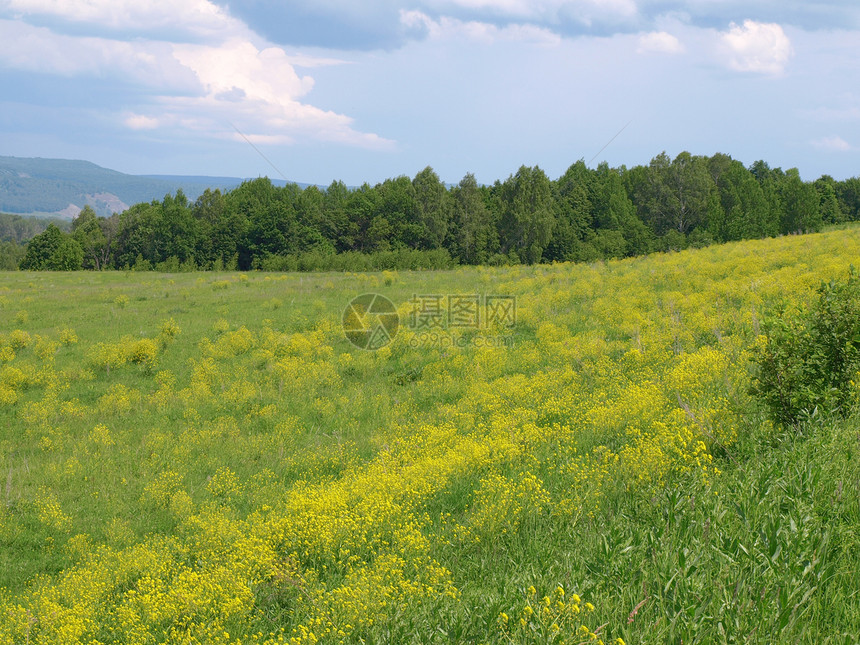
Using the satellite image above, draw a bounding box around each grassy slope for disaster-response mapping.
[0,230,859,644]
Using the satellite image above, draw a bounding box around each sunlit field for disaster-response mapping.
[2,228,860,644]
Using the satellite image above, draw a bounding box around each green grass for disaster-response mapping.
[1,231,860,644]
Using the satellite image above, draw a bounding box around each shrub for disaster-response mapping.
[256,248,456,272]
[158,318,181,345]
[128,338,158,369]
[751,267,860,426]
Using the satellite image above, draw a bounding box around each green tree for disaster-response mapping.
[324,180,357,252]
[376,176,418,248]
[835,177,860,221]
[113,201,160,269]
[450,173,498,264]
[412,167,450,249]
[546,161,596,262]
[0,241,25,270]
[662,152,718,236]
[20,223,64,270]
[113,192,200,269]
[19,223,83,271]
[72,205,109,269]
[226,178,285,266]
[197,188,248,269]
[46,236,84,270]
[592,162,653,257]
[777,169,821,234]
[367,216,393,251]
[157,190,199,265]
[748,160,786,237]
[814,176,845,224]
[497,165,555,264]
[622,152,716,240]
[711,159,773,241]
[347,184,383,252]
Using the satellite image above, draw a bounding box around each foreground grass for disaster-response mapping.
[0,230,859,643]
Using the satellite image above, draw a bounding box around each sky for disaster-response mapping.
[0,1,858,186]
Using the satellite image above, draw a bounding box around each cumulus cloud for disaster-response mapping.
[811,136,851,151]
[400,9,561,45]
[428,0,638,22]
[2,0,240,38]
[636,31,683,54]
[172,39,315,104]
[0,2,391,149]
[720,19,792,74]
[0,19,194,84]
[203,0,860,51]
[170,39,393,148]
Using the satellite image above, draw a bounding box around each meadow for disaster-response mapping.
[1,228,859,644]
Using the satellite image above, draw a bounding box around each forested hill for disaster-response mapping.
[0,156,297,218]
[9,151,860,272]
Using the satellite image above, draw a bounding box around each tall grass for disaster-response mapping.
[0,229,858,643]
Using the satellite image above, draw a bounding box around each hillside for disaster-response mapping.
[0,155,297,218]
[1,229,859,643]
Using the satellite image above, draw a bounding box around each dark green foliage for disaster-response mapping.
[449,173,498,264]
[778,169,822,234]
[412,166,451,249]
[255,248,454,272]
[496,165,554,264]
[19,223,83,270]
[835,177,860,221]
[8,152,857,273]
[710,158,773,240]
[0,212,69,243]
[72,206,111,269]
[46,236,84,270]
[815,176,846,224]
[752,268,860,426]
[20,223,63,270]
[0,240,25,269]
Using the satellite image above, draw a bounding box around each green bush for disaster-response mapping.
[752,267,860,426]
[255,248,456,272]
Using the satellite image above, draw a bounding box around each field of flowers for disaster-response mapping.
[1,228,859,644]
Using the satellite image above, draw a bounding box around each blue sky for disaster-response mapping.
[0,0,858,185]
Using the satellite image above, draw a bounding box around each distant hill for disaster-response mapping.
[0,156,301,219]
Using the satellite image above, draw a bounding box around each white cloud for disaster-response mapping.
[124,114,161,130]
[0,5,392,150]
[400,10,561,45]
[0,19,194,85]
[811,136,851,151]
[636,31,683,54]
[720,19,792,75]
[233,132,294,146]
[169,39,394,149]
[172,39,315,104]
[427,0,638,22]
[2,0,240,38]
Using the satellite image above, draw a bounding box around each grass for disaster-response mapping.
[0,230,859,643]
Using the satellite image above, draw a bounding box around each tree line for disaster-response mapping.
[0,213,70,270]
[9,151,860,272]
